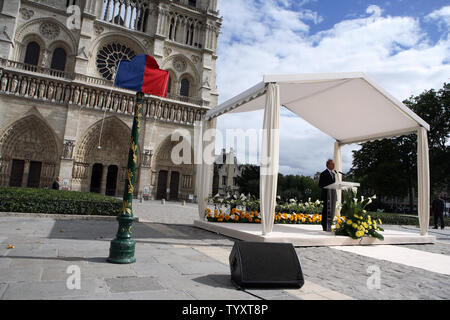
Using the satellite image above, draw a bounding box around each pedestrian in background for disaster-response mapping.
[52,176,60,190]
[431,193,445,230]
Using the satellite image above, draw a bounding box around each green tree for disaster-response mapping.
[235,164,260,197]
[235,165,321,201]
[352,83,450,212]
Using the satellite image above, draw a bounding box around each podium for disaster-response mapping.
[323,181,360,231]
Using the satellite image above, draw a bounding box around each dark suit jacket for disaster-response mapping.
[319,169,335,202]
[432,198,445,214]
[52,180,60,190]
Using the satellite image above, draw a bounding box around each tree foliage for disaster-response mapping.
[235,164,321,201]
[351,83,450,212]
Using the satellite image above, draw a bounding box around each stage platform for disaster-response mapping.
[194,220,436,247]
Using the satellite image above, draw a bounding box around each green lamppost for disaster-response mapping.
[108,91,143,264]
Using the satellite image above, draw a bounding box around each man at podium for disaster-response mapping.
[319,159,336,231]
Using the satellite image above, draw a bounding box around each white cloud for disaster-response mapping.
[366,5,383,18]
[425,5,450,31]
[215,1,450,176]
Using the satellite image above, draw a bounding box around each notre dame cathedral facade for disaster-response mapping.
[0,0,221,200]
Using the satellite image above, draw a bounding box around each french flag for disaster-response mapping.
[114,54,169,98]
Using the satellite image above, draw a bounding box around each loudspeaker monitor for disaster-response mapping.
[229,241,304,289]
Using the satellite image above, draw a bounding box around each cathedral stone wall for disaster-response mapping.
[0,0,221,201]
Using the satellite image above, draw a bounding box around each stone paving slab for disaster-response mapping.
[2,278,109,300]
[0,283,7,299]
[8,257,90,268]
[130,262,180,277]
[169,262,230,276]
[157,253,218,264]
[40,263,138,281]
[0,266,43,284]
[0,257,11,268]
[105,276,164,293]
[3,245,58,258]
[69,289,194,300]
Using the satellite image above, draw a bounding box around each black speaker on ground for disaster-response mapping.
[229,241,304,289]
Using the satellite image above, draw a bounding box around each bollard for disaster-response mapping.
[161,198,165,205]
[182,200,186,206]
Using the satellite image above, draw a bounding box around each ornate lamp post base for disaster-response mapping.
[107,216,136,264]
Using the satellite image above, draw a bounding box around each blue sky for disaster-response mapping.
[213,0,450,177]
[294,0,448,40]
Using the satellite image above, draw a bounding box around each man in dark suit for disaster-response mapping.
[52,176,60,190]
[319,159,336,231]
[431,193,445,230]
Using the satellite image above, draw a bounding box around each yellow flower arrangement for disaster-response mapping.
[205,200,322,225]
[334,189,384,240]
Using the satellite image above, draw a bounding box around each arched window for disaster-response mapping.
[189,25,194,46]
[167,75,172,94]
[169,18,175,40]
[142,8,149,32]
[188,0,196,7]
[67,0,81,7]
[137,7,149,32]
[186,24,194,46]
[180,78,190,97]
[50,48,67,71]
[24,42,40,66]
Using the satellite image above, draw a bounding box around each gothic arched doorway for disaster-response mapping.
[90,163,103,193]
[0,115,59,188]
[170,171,180,200]
[106,165,118,196]
[156,170,168,200]
[73,117,138,196]
[152,135,195,201]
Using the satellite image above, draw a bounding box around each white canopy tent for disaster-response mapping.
[196,72,430,236]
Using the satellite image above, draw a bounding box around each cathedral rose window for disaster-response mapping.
[96,43,136,80]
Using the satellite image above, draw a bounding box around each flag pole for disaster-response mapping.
[107,91,144,264]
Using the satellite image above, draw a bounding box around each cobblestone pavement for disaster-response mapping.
[295,246,450,300]
[1,202,449,300]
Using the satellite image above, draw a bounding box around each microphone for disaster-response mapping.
[334,170,345,175]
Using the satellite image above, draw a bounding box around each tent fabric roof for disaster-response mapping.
[205,72,430,145]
